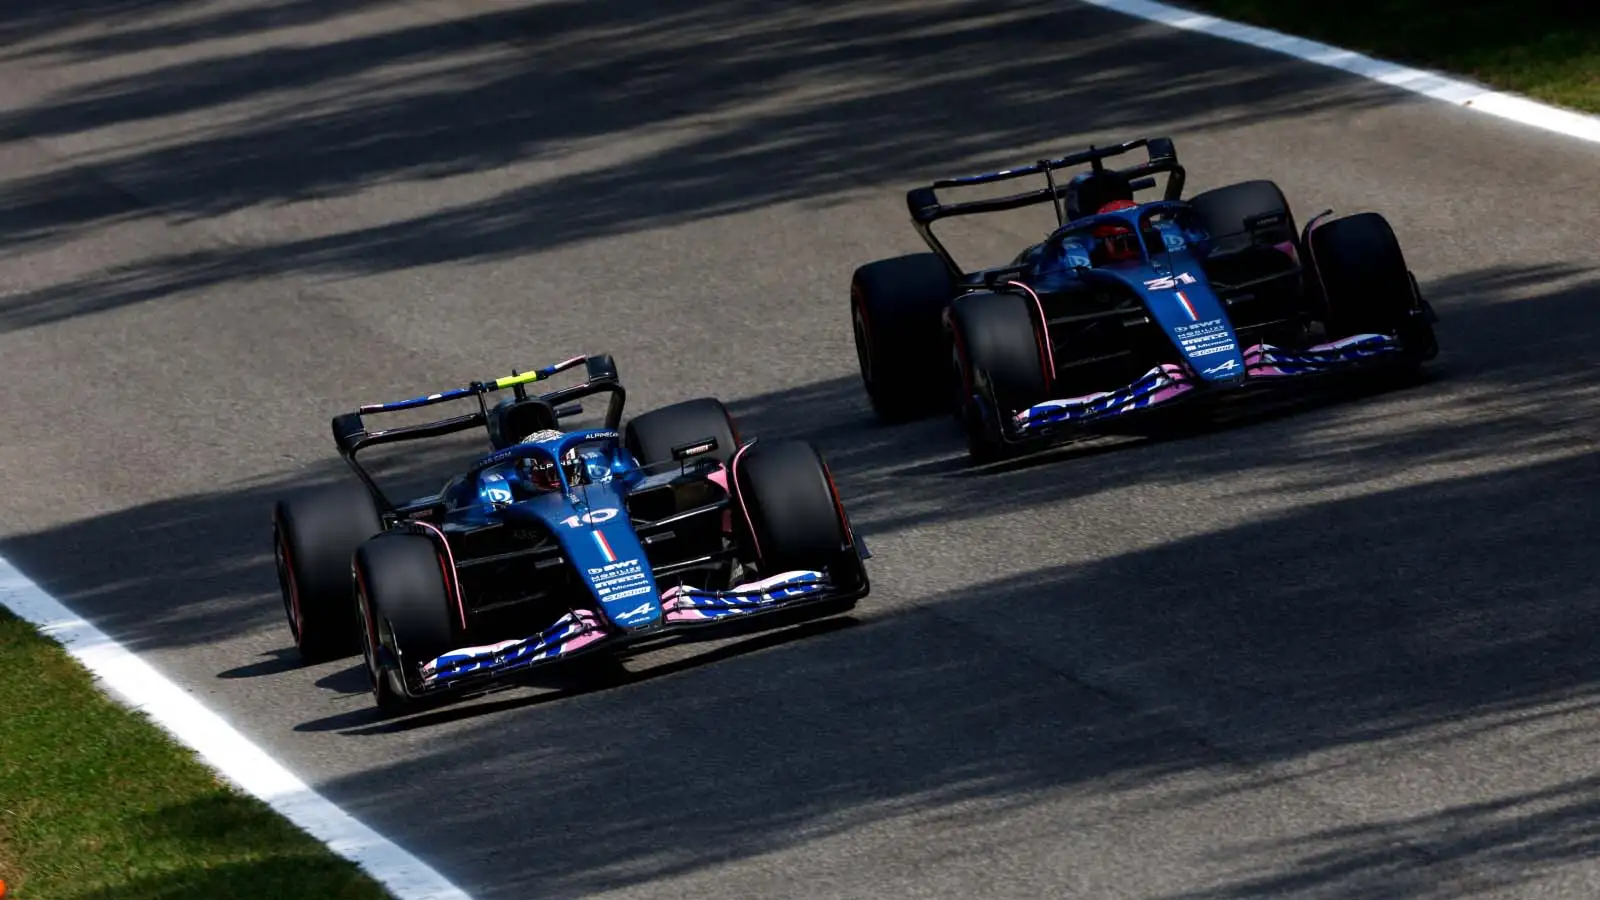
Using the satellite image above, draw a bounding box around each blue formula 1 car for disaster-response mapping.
[270,354,871,713]
[849,136,1440,461]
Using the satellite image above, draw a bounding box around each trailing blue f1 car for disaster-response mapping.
[271,354,870,712]
[849,136,1440,461]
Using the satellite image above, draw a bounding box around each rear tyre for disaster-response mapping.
[1308,212,1438,361]
[731,440,861,593]
[354,533,460,714]
[272,483,382,663]
[946,291,1051,463]
[851,253,956,423]
[1189,179,1316,332]
[624,397,740,468]
[1188,179,1298,251]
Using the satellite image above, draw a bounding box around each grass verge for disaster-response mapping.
[1172,0,1600,114]
[0,608,390,900]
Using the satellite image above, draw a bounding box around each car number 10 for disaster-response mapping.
[560,508,619,528]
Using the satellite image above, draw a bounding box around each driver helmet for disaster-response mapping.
[519,449,588,491]
[1091,199,1142,263]
[514,430,588,491]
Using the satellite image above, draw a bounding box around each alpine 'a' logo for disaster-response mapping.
[618,601,655,621]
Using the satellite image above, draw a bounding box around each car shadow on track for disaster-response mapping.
[294,616,863,736]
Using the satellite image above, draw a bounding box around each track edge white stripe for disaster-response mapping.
[0,553,474,900]
[1081,0,1600,145]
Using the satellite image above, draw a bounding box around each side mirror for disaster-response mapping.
[670,436,719,462]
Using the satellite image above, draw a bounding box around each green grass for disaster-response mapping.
[1174,0,1600,113]
[0,608,392,900]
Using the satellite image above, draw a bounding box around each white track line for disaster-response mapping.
[0,554,475,900]
[1082,0,1600,146]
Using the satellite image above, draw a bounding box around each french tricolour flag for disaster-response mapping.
[1175,291,1199,321]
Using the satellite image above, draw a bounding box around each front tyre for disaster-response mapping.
[1308,212,1439,362]
[732,440,862,593]
[946,291,1051,463]
[354,533,460,714]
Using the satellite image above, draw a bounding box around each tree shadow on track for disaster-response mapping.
[0,429,489,658]
[0,263,1598,897]
[728,261,1600,540]
[0,0,1408,329]
[0,0,397,63]
[2,262,1596,660]
[291,446,1600,900]
[1162,774,1600,899]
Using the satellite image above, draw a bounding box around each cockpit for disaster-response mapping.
[475,433,623,505]
[1039,202,1207,277]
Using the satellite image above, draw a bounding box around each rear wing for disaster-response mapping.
[331,354,626,512]
[908,137,1187,279]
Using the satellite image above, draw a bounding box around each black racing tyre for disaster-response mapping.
[272,482,382,663]
[624,397,740,468]
[851,253,956,423]
[1188,179,1298,252]
[1309,212,1438,359]
[354,532,460,714]
[731,439,856,584]
[946,290,1051,462]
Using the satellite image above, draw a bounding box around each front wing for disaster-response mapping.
[1011,332,1405,436]
[414,569,854,692]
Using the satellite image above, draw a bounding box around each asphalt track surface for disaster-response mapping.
[3,1,1600,898]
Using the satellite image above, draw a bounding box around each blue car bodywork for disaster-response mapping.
[998,200,1418,440]
[314,355,870,706]
[886,136,1439,458]
[409,428,860,693]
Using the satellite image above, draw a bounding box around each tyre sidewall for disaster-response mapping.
[354,532,459,710]
[731,440,855,583]
[273,484,382,662]
[945,291,1049,460]
[1308,212,1434,357]
[851,254,956,422]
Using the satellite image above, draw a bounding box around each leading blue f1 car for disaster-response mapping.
[849,136,1440,461]
[271,354,870,712]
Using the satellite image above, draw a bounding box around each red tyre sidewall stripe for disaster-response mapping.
[1004,281,1054,391]
[354,564,382,690]
[820,457,854,548]
[412,521,466,632]
[851,283,874,379]
[728,441,763,564]
[274,521,305,643]
[950,316,975,400]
